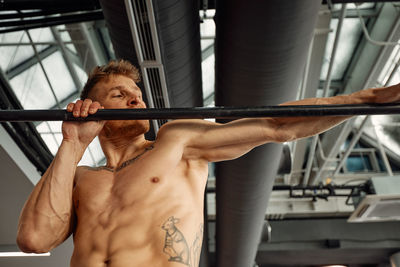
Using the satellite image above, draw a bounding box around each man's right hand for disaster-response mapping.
[63,99,105,147]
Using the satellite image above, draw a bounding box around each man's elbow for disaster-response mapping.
[16,231,51,253]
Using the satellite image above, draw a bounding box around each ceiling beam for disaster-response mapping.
[0,11,104,35]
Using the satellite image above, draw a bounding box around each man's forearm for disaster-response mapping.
[270,85,399,142]
[17,140,85,252]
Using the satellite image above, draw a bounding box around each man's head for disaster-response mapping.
[80,59,141,101]
[81,60,150,138]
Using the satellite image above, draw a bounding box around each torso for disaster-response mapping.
[71,137,208,267]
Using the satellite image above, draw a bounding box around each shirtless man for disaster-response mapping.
[16,60,400,267]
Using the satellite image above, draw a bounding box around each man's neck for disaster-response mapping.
[99,131,150,169]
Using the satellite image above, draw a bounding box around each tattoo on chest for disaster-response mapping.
[161,216,204,267]
[82,144,154,173]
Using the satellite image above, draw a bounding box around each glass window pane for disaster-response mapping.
[74,63,88,89]
[40,133,60,155]
[42,51,77,102]
[0,32,36,71]
[36,121,51,133]
[46,121,62,133]
[200,18,215,37]
[201,40,214,51]
[9,63,57,109]
[202,54,215,106]
[27,28,54,52]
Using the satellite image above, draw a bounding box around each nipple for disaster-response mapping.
[151,177,160,183]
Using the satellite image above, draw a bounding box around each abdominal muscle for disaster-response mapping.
[70,158,207,267]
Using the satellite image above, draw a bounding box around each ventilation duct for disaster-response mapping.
[214,1,321,266]
[125,0,170,129]
[100,0,202,133]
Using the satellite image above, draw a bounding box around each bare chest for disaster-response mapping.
[73,155,208,218]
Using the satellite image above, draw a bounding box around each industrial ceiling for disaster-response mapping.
[0,0,400,266]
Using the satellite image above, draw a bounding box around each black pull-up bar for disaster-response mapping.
[0,103,399,122]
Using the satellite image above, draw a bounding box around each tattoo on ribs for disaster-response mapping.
[190,224,203,267]
[161,217,204,267]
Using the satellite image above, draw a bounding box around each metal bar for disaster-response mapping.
[0,8,89,20]
[372,123,394,175]
[361,5,400,89]
[322,3,347,97]
[77,23,103,66]
[207,183,368,193]
[25,30,61,109]
[0,11,104,35]
[333,116,370,176]
[50,27,82,91]
[2,104,400,121]
[302,135,318,185]
[305,4,347,185]
[0,41,85,46]
[0,11,103,28]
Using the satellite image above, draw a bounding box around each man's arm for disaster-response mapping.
[161,84,400,162]
[16,142,83,253]
[16,99,103,253]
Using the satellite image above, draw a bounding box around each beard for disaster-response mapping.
[102,119,150,139]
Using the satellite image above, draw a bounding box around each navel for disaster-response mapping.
[151,177,160,183]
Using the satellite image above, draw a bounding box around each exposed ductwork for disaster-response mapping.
[99,0,202,108]
[100,0,202,139]
[100,0,320,266]
[214,1,321,266]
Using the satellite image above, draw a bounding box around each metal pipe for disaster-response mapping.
[304,4,347,184]
[362,4,400,88]
[302,135,318,185]
[355,4,400,47]
[316,136,340,162]
[207,184,367,193]
[333,116,370,176]
[371,123,393,175]
[322,3,347,98]
[2,103,400,121]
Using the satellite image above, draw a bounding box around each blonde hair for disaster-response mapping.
[80,59,141,99]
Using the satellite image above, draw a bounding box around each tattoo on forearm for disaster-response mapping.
[161,217,204,267]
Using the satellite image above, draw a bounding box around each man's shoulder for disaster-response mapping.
[155,119,208,144]
[158,119,212,135]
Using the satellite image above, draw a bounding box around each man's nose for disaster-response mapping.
[128,96,139,106]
